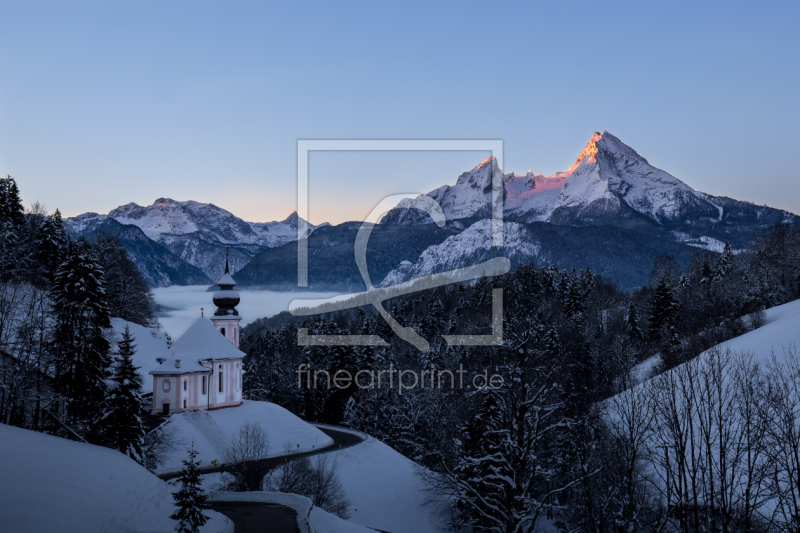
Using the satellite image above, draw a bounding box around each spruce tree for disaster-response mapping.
[453,391,505,529]
[649,276,679,336]
[49,238,112,436]
[34,210,67,283]
[102,325,145,463]
[0,175,25,276]
[170,443,210,533]
[624,302,643,341]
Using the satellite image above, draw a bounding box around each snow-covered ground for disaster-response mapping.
[705,298,800,358]
[317,435,449,533]
[0,423,231,533]
[156,400,333,474]
[210,491,375,533]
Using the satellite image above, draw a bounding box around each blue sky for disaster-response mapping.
[1,1,798,224]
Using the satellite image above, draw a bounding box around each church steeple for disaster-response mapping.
[213,248,240,316]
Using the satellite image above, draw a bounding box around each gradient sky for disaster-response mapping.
[1,1,798,225]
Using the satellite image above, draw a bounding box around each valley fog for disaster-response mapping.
[152,285,338,338]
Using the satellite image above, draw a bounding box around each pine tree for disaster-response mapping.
[34,210,67,283]
[422,298,446,339]
[0,175,26,276]
[713,242,734,282]
[170,443,211,533]
[624,302,643,341]
[649,276,679,336]
[452,391,506,529]
[49,238,112,435]
[102,325,145,463]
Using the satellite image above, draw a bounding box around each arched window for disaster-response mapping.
[220,327,226,337]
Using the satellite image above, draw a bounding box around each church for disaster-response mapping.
[149,254,244,415]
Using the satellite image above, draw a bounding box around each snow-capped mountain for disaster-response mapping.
[64,214,211,287]
[384,131,781,230]
[380,220,540,286]
[70,199,320,280]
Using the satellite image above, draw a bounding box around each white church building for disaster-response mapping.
[150,255,244,415]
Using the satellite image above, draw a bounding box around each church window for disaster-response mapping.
[183,399,187,408]
[202,376,207,394]
[221,327,226,336]
[219,372,224,392]
[183,380,187,391]
[162,380,171,393]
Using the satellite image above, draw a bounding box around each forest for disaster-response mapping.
[242,217,800,532]
[5,172,800,531]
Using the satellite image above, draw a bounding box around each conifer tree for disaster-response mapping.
[102,325,145,463]
[49,238,112,435]
[0,175,25,276]
[34,210,67,283]
[170,443,210,533]
[624,302,643,341]
[649,276,679,336]
[452,391,505,529]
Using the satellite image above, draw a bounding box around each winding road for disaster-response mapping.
[159,425,366,533]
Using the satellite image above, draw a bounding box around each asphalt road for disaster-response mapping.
[162,425,366,532]
[159,425,364,482]
[209,501,299,533]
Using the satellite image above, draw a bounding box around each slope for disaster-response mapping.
[0,423,230,533]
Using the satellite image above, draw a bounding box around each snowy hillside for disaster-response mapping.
[320,435,449,533]
[0,423,230,533]
[156,400,333,474]
[381,219,540,286]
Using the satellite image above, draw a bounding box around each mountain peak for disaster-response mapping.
[472,156,497,171]
[566,131,642,173]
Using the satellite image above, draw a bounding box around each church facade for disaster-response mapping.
[149,255,244,415]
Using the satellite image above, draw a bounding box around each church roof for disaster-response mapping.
[217,272,236,286]
[149,317,244,375]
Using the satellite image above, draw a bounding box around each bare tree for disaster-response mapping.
[265,444,351,519]
[143,422,183,472]
[221,421,271,491]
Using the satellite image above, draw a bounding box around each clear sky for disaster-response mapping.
[1,1,798,225]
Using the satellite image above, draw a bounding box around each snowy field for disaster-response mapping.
[0,423,231,533]
[318,435,450,533]
[156,400,333,474]
[152,285,337,338]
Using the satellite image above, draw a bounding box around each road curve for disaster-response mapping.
[161,424,366,533]
[209,501,300,533]
[158,424,365,482]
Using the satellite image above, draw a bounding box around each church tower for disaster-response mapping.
[210,249,242,348]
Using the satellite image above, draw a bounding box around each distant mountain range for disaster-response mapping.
[66,132,800,291]
[65,200,321,287]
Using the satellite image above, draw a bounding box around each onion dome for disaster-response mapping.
[213,248,240,316]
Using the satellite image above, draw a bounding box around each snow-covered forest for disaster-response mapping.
[6,170,800,531]
[0,175,156,458]
[242,218,800,531]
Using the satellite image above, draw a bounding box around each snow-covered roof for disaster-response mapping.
[149,316,244,375]
[217,272,236,286]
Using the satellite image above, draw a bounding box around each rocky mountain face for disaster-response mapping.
[375,132,799,287]
[385,132,795,244]
[66,132,800,292]
[64,214,210,287]
[68,199,319,284]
